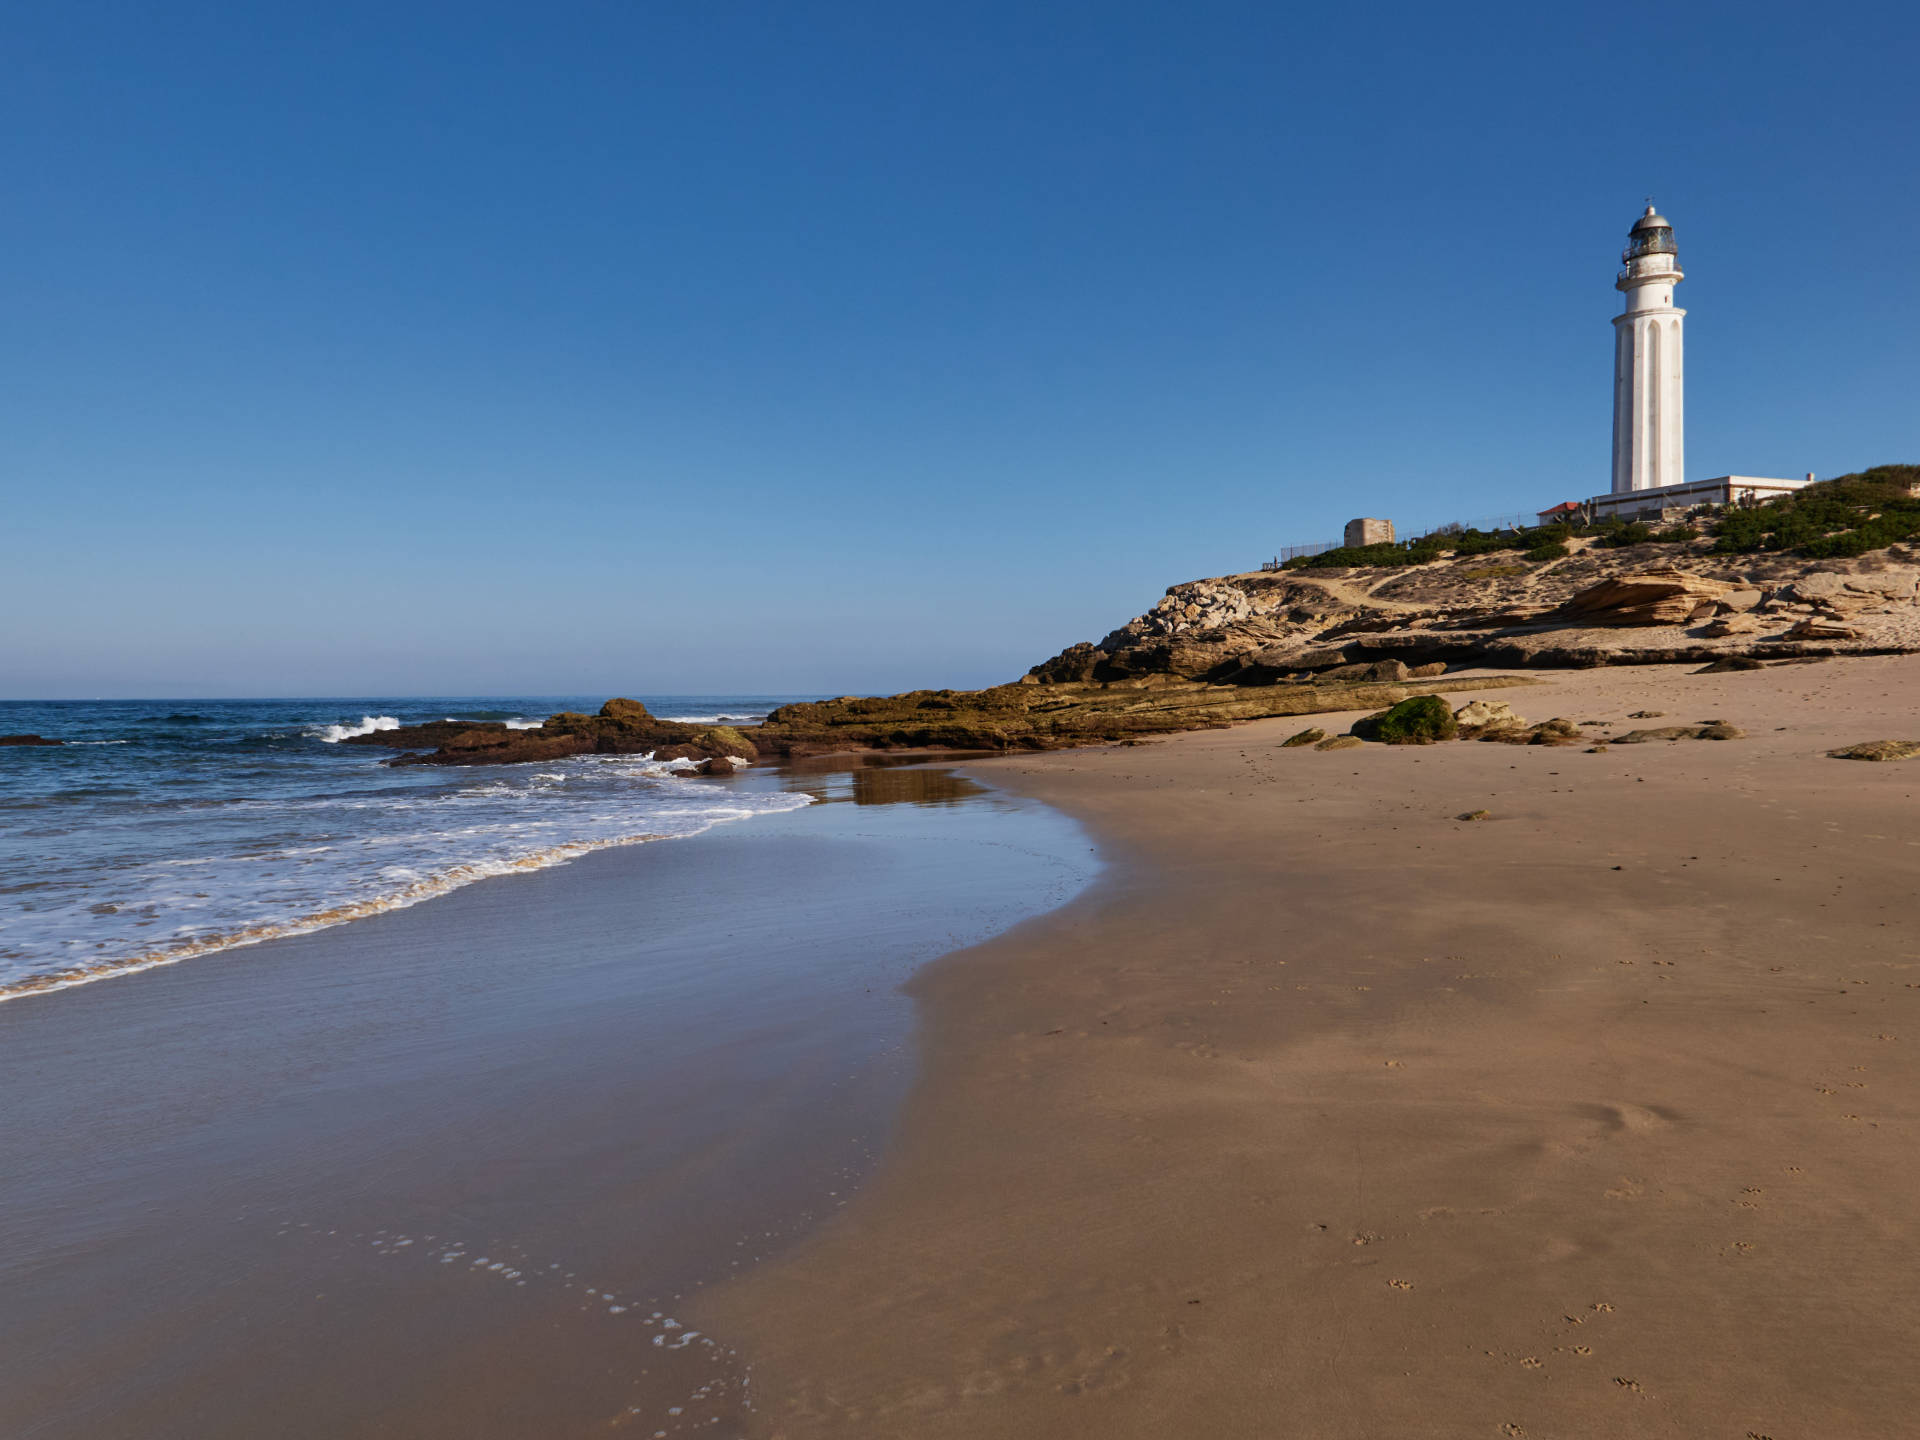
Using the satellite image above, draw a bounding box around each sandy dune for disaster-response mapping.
[704,656,1920,1438]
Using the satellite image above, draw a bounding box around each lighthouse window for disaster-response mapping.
[1627,226,1676,259]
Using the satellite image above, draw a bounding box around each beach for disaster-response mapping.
[704,657,1920,1438]
[8,658,1920,1437]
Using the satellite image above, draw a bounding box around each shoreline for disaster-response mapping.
[0,763,1096,1439]
[698,656,1920,1437]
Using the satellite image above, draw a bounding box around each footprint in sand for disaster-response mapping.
[1577,1102,1674,1134]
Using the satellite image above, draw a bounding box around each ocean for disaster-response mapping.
[0,696,817,999]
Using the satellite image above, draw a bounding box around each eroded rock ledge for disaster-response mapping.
[1028,543,1920,683]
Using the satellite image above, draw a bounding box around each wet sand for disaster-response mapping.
[705,658,1920,1438]
[0,766,1094,1439]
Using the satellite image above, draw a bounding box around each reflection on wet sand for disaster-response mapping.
[775,755,996,808]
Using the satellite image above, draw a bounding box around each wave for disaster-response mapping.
[0,799,808,1006]
[657,713,765,724]
[504,719,545,730]
[311,716,402,744]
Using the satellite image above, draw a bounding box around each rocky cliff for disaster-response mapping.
[1028,537,1920,682]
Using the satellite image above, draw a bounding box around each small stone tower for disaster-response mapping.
[1611,203,1686,495]
[1344,517,1394,548]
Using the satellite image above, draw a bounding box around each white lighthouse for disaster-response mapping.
[1611,203,1685,494]
[1535,204,1810,526]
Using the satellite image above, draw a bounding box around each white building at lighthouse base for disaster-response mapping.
[1576,474,1812,525]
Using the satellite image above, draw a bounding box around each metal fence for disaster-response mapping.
[1404,511,1539,539]
[1260,541,1339,569]
[1258,511,1545,571]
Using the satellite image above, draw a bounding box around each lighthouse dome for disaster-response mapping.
[1623,204,1677,260]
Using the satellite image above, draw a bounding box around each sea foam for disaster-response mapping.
[312,716,402,743]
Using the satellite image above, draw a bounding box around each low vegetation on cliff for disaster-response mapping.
[1283,466,1918,572]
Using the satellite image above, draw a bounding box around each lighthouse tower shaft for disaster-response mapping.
[1610,206,1685,494]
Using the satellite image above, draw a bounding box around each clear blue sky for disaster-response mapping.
[5,2,1915,698]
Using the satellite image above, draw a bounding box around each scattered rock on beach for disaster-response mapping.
[1614,723,1745,743]
[1315,735,1364,751]
[0,734,63,746]
[1280,727,1327,748]
[1456,809,1491,822]
[1528,718,1584,746]
[1694,656,1766,673]
[1453,699,1525,734]
[1827,740,1920,762]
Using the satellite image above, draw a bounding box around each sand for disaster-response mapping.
[703,657,1920,1438]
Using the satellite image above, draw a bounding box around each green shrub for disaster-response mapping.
[1524,541,1569,561]
[1352,695,1458,745]
[1600,521,1655,547]
[1711,466,1920,557]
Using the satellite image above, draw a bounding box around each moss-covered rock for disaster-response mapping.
[1280,727,1327,747]
[1352,695,1458,745]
